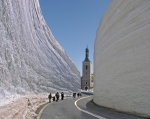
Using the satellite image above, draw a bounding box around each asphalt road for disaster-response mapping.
[40,94,146,119]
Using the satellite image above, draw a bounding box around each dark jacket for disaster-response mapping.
[48,94,52,99]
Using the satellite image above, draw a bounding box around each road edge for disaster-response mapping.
[74,96,106,119]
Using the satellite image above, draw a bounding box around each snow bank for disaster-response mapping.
[0,95,48,119]
[94,0,150,117]
[0,0,80,99]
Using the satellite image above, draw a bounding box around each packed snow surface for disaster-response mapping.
[0,0,80,99]
[0,95,47,119]
[93,0,150,117]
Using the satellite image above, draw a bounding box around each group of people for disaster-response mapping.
[48,92,64,103]
[73,92,82,98]
[48,92,82,103]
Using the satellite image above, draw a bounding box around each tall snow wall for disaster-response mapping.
[94,0,150,117]
[0,0,80,99]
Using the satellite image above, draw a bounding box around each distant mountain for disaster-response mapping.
[0,0,80,98]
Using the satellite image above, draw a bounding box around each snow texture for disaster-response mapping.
[93,0,150,117]
[0,0,80,99]
[0,95,47,119]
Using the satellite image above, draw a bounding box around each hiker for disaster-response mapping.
[73,93,76,98]
[48,93,52,103]
[55,92,60,102]
[61,92,64,100]
[77,93,80,97]
[52,96,55,101]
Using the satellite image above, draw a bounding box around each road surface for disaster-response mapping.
[39,94,146,119]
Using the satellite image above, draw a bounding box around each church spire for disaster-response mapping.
[84,46,90,62]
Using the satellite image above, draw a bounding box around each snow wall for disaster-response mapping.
[93,0,150,117]
[0,0,80,99]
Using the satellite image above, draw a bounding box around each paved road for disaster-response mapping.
[40,94,146,119]
[40,95,99,119]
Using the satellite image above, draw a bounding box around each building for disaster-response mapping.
[81,47,93,90]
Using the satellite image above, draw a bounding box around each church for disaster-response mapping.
[81,47,93,90]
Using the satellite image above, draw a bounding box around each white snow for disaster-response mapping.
[0,0,80,98]
[94,0,150,117]
[0,0,80,118]
[0,94,48,119]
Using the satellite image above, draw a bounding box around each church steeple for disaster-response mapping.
[81,46,92,90]
[84,46,90,62]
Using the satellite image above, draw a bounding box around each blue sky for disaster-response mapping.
[39,0,111,75]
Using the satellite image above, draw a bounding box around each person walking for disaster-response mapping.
[61,92,64,100]
[55,92,60,102]
[48,93,52,103]
[73,93,76,98]
[77,93,80,97]
[52,96,55,101]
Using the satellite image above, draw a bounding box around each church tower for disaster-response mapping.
[81,47,93,90]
